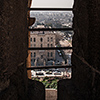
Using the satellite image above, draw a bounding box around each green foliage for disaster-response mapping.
[42,77,58,89]
[33,77,59,89]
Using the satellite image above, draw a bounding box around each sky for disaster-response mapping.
[31,0,74,8]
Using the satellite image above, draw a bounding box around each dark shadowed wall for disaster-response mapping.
[72,0,100,99]
[58,0,100,100]
[0,1,45,100]
[1,0,100,100]
[0,0,28,100]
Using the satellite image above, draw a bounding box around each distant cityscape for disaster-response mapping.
[30,11,73,28]
[30,11,73,79]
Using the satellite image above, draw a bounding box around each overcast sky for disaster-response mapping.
[31,0,74,8]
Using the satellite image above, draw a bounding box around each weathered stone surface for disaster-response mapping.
[28,79,45,100]
[0,1,46,100]
[46,89,57,100]
[58,0,100,100]
[58,79,89,100]
[1,0,100,100]
[0,0,28,100]
[72,0,100,99]
[0,85,18,100]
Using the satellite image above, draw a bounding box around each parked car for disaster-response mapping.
[46,71,52,75]
[54,70,61,75]
[56,61,62,65]
[49,69,53,72]
[57,50,60,53]
[36,71,44,75]
[47,60,54,65]
[59,53,62,56]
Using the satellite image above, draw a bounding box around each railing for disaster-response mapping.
[27,7,73,75]
[27,65,72,70]
[28,47,72,50]
[28,8,73,11]
[29,28,73,31]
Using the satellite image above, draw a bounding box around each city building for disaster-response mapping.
[30,30,56,66]
[59,40,72,64]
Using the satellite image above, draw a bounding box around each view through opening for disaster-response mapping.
[28,0,74,99]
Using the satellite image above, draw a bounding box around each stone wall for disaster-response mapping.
[0,1,45,100]
[72,0,100,99]
[28,79,45,100]
[0,0,28,100]
[1,0,100,100]
[45,89,57,100]
[58,0,100,100]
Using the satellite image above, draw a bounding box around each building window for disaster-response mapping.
[48,44,49,47]
[43,31,45,34]
[31,59,32,62]
[51,52,53,57]
[51,37,53,41]
[34,44,36,47]
[51,44,53,47]
[34,52,36,57]
[41,44,43,47]
[34,59,35,62]
[30,38,32,42]
[41,55,43,59]
[31,52,32,57]
[34,38,36,42]
[47,37,49,42]
[47,52,49,57]
[40,38,43,42]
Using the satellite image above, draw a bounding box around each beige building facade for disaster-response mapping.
[30,31,56,66]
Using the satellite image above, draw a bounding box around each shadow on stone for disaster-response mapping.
[28,79,45,100]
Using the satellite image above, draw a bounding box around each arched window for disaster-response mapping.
[51,52,53,57]
[34,44,36,47]
[30,38,32,42]
[34,38,36,42]
[41,55,43,58]
[34,52,36,57]
[51,37,53,41]
[48,44,49,47]
[28,0,74,88]
[31,52,32,57]
[47,52,49,57]
[34,59,35,62]
[47,37,49,42]
[41,44,43,47]
[40,38,43,42]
